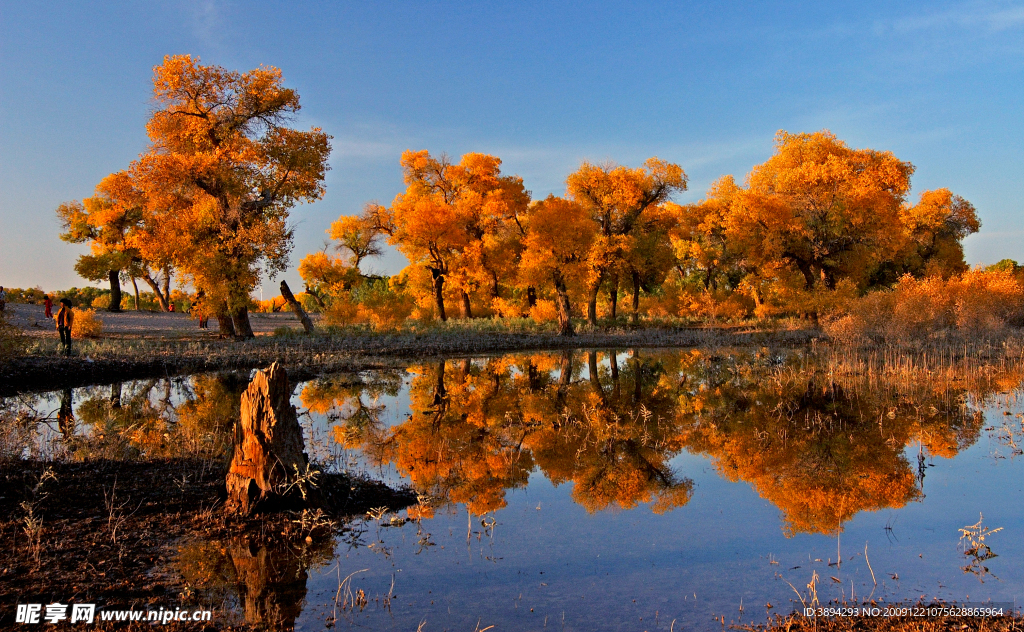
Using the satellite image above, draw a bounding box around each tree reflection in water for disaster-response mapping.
[303,348,1015,534]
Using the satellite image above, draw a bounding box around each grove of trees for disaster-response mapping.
[303,131,983,335]
[56,56,984,338]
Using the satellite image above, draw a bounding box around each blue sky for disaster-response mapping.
[2,0,1023,292]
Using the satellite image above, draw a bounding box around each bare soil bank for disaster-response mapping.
[0,458,416,629]
[0,327,820,396]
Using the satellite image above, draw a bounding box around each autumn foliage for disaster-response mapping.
[56,55,331,338]
[308,130,987,336]
[55,60,993,339]
[300,347,1012,531]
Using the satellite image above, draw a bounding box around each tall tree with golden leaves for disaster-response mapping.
[376,150,527,321]
[56,171,174,312]
[897,188,980,279]
[566,158,687,325]
[519,196,597,336]
[133,55,331,337]
[726,130,914,291]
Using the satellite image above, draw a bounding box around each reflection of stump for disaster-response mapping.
[228,538,308,629]
[226,362,322,514]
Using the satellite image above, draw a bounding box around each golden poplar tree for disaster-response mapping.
[566,158,687,325]
[376,150,528,321]
[725,130,914,291]
[56,171,174,312]
[133,55,331,337]
[519,196,597,336]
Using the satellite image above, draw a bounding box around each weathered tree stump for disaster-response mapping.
[226,362,322,514]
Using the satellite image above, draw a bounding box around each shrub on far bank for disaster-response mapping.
[3,287,47,304]
[824,269,1024,345]
[322,278,417,332]
[71,308,104,338]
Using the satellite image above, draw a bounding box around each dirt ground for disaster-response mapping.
[5,303,312,339]
[0,458,416,629]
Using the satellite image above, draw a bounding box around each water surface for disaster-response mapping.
[5,348,1023,631]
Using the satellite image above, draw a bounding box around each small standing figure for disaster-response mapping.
[56,298,74,356]
[0,286,7,312]
[44,294,53,319]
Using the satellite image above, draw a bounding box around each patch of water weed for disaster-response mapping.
[959,513,1003,581]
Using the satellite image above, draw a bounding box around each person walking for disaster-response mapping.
[56,298,74,356]
[44,295,54,319]
[0,286,7,313]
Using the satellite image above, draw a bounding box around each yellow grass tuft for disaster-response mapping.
[71,308,104,338]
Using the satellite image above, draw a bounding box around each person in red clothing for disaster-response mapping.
[44,295,54,319]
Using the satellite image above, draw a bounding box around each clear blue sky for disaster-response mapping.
[2,1,1022,293]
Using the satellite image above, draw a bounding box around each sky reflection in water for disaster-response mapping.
[292,349,1024,631]
[5,348,1023,631]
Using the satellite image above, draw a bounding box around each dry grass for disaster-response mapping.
[0,311,28,361]
[825,270,1024,345]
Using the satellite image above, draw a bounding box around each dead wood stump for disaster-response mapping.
[226,362,323,514]
[280,280,315,334]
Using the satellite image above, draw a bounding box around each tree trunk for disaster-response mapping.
[433,360,448,409]
[527,361,541,391]
[231,303,256,339]
[229,290,254,338]
[587,274,603,326]
[431,268,447,322]
[491,270,500,299]
[58,388,74,440]
[460,291,472,319]
[161,270,171,308]
[553,272,574,337]
[588,351,606,403]
[130,277,141,311]
[526,286,537,308]
[609,351,620,400]
[558,351,573,389]
[631,271,641,325]
[226,363,322,515]
[107,270,122,312]
[796,259,816,290]
[305,285,327,310]
[216,300,236,338]
[141,274,171,311]
[280,280,315,334]
[609,286,618,319]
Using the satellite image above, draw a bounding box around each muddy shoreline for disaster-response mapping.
[0,327,819,395]
[0,457,416,629]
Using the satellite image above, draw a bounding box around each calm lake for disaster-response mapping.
[6,347,1024,630]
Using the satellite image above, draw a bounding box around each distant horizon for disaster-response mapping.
[3,1,1022,291]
